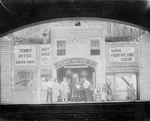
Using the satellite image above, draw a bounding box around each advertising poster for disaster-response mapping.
[109,47,135,62]
[14,69,36,90]
[40,45,51,65]
[15,45,36,65]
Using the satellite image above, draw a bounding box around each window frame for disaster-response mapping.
[55,38,67,57]
[89,37,101,56]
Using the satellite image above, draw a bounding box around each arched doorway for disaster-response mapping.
[57,65,95,102]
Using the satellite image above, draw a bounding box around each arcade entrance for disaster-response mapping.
[57,65,95,102]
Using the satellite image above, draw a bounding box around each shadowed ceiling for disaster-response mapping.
[0,0,149,37]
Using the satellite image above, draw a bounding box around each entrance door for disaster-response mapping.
[57,65,95,102]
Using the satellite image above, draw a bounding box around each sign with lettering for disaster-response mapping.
[14,70,36,90]
[15,45,36,65]
[106,67,139,73]
[55,58,98,68]
[40,45,51,65]
[109,47,135,62]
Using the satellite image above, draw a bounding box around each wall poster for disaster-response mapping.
[40,45,51,65]
[109,47,135,62]
[14,69,37,90]
[15,45,36,65]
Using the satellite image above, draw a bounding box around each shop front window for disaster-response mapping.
[57,41,66,56]
[106,74,138,101]
[115,74,137,101]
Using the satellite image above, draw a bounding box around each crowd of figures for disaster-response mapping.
[40,76,117,103]
[27,76,136,103]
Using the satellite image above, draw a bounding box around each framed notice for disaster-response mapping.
[14,69,36,90]
[40,45,51,65]
[109,47,135,62]
[15,45,36,66]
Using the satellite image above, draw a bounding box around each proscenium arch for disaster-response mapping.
[1,17,149,38]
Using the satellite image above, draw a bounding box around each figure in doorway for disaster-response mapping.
[61,77,69,102]
[73,77,81,102]
[83,77,91,102]
[46,77,53,103]
[126,84,135,101]
[94,83,102,102]
[53,79,59,103]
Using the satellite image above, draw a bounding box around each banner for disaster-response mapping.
[40,45,51,65]
[14,70,36,90]
[109,47,135,62]
[15,45,36,65]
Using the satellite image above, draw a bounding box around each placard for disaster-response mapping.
[40,45,51,65]
[14,70,36,90]
[109,47,135,62]
[15,45,36,65]
[106,67,139,73]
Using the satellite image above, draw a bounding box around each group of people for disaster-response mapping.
[94,82,112,102]
[40,76,92,103]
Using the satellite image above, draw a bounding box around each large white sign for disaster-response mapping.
[15,45,36,65]
[109,47,135,62]
[40,45,51,65]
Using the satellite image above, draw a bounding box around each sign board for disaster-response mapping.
[40,45,51,65]
[15,45,36,65]
[55,58,98,68]
[14,70,36,90]
[106,67,139,73]
[109,47,135,62]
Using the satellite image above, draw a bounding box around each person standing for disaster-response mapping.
[27,80,34,104]
[94,83,102,102]
[61,77,69,102]
[106,81,112,101]
[73,77,80,102]
[46,77,53,103]
[40,77,47,103]
[83,77,91,102]
[127,84,135,101]
[53,79,59,103]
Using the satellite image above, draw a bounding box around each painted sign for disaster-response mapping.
[14,70,36,90]
[106,67,139,73]
[109,47,135,62]
[15,45,36,65]
[55,58,98,68]
[40,45,51,65]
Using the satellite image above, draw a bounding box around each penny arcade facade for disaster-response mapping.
[0,20,150,104]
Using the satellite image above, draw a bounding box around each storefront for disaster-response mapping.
[105,42,139,101]
[1,20,150,104]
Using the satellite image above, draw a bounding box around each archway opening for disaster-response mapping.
[57,64,95,102]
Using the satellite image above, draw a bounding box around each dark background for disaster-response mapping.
[0,0,150,37]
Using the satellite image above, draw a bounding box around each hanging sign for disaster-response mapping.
[15,45,36,65]
[55,58,97,68]
[14,70,36,90]
[40,45,51,65]
[106,67,139,73]
[109,47,135,62]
